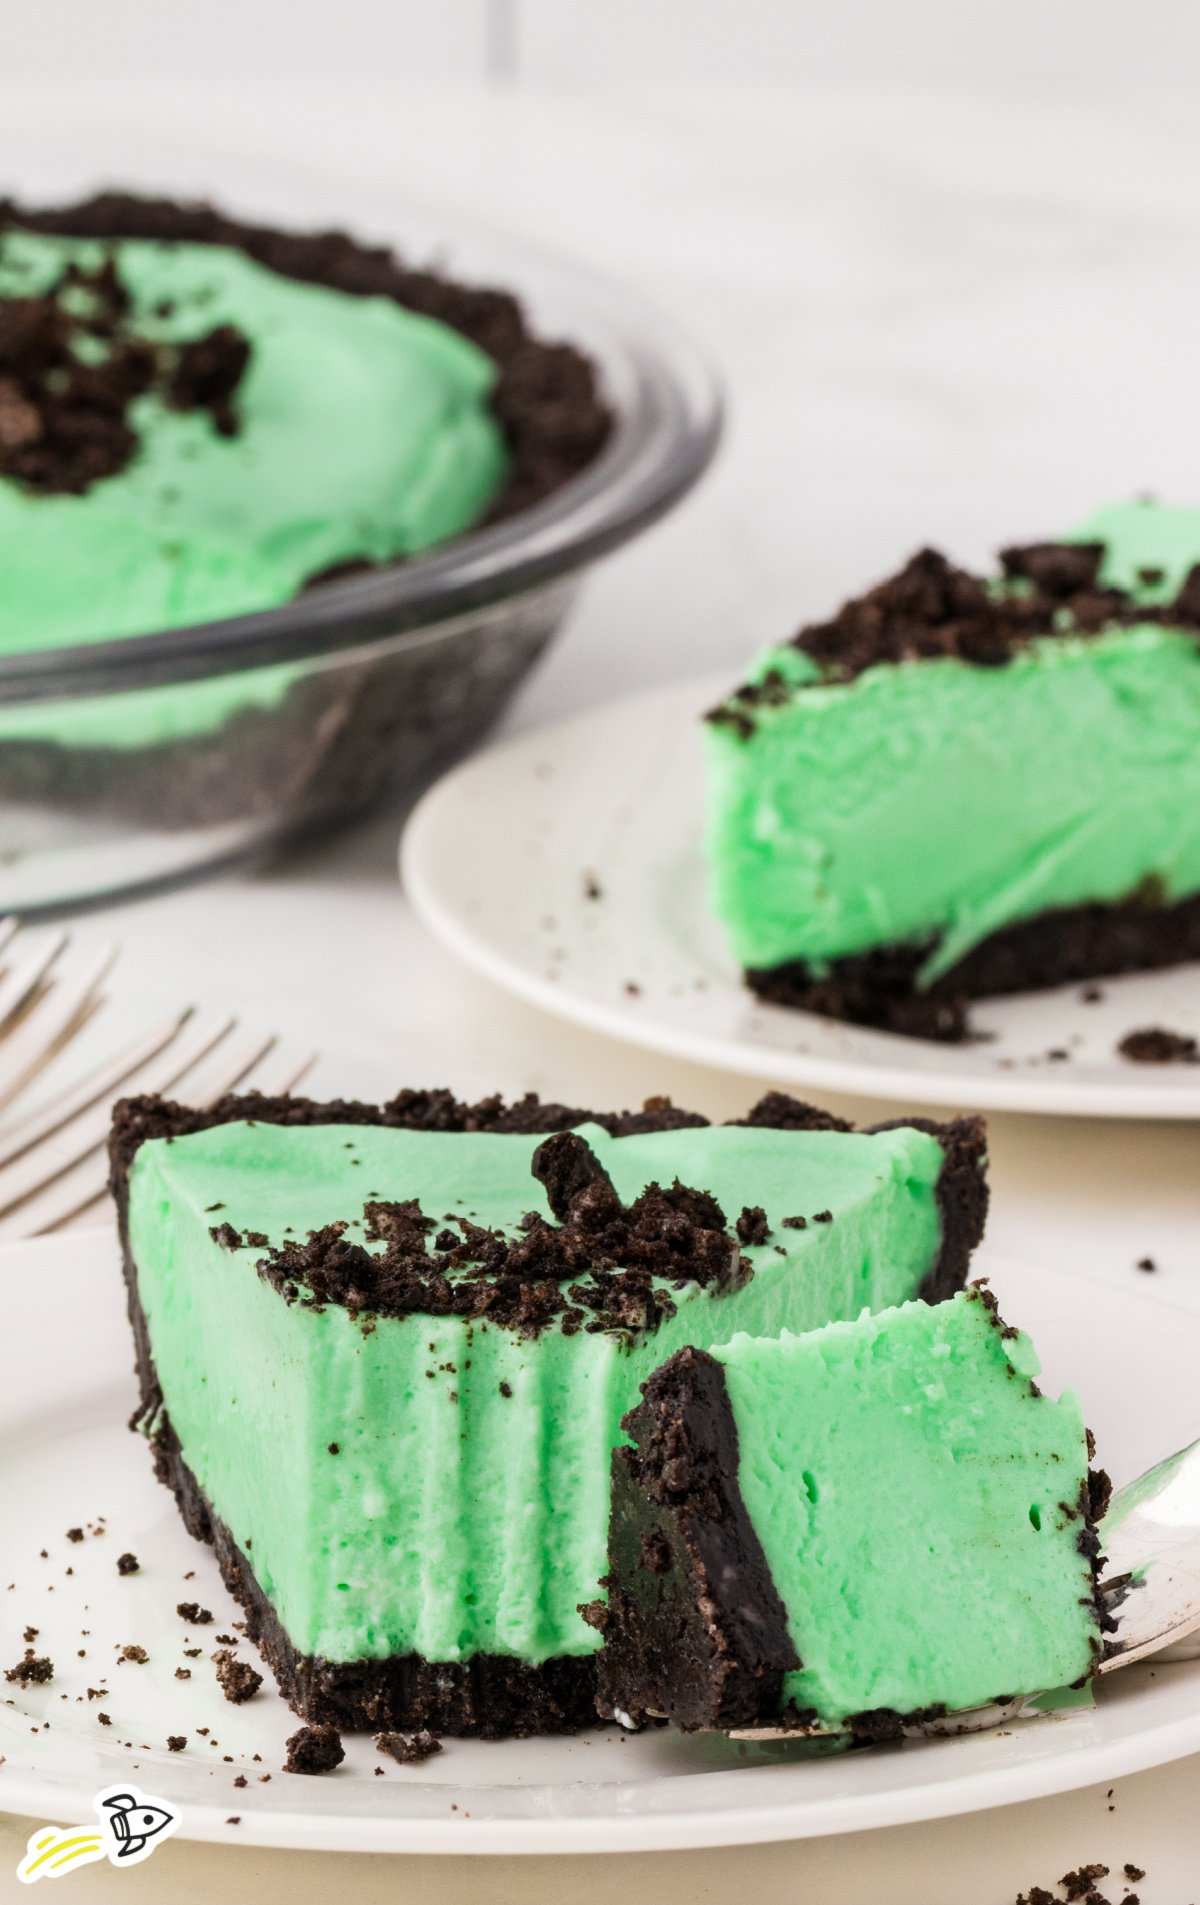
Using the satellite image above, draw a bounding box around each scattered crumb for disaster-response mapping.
[1124,1869,1145,1885]
[583,873,603,901]
[1061,1867,1110,1900]
[97,1712,112,1727]
[177,1602,213,1624]
[167,1736,186,1753]
[284,1724,344,1776]
[116,1553,140,1576]
[226,1816,240,1826]
[735,1205,770,1247]
[65,1529,84,1544]
[1081,984,1105,1004]
[5,1653,52,1687]
[375,1729,443,1766]
[1118,1026,1199,1064]
[212,1650,263,1705]
[22,1627,37,1644]
[117,1645,148,1665]
[623,981,642,997]
[214,1634,238,1646]
[183,1647,202,1658]
[233,1774,247,1788]
[1135,1256,1157,1274]
[174,1668,192,1681]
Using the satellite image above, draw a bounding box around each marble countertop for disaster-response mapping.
[2,74,1199,1900]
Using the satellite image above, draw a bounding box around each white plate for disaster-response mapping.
[3,1229,1200,1855]
[402,676,1200,1118]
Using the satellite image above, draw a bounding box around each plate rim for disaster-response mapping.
[3,1230,1200,1854]
[400,673,1200,1122]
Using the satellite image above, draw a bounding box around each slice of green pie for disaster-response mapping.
[706,499,1200,1039]
[597,1288,1109,1734]
[110,1087,987,1738]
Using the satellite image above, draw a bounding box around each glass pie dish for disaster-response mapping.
[0,214,721,913]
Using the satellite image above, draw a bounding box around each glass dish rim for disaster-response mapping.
[0,244,723,704]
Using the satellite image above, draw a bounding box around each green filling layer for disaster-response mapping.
[715,1293,1098,1725]
[0,231,507,749]
[128,1117,952,1667]
[706,501,1200,981]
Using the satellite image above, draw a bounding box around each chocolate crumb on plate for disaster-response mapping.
[212,1649,263,1705]
[1117,1026,1199,1064]
[1124,1867,1145,1883]
[116,1552,140,1576]
[65,1528,83,1544]
[375,1729,443,1766]
[177,1601,213,1624]
[1060,1866,1111,1901]
[5,1653,52,1686]
[117,1644,148,1664]
[166,1735,186,1752]
[284,1724,345,1775]
[1135,1256,1157,1274]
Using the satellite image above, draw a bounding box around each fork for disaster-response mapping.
[0,917,315,1242]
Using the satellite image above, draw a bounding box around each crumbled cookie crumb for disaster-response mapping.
[1118,1026,1199,1064]
[212,1650,263,1705]
[116,1553,140,1576]
[375,1729,443,1766]
[284,1724,344,1775]
[177,1602,213,1624]
[5,1653,52,1687]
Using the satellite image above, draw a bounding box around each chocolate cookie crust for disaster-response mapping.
[747,887,1200,1042]
[0,191,612,530]
[594,1343,801,1732]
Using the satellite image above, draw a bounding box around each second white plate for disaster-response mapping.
[402,675,1200,1118]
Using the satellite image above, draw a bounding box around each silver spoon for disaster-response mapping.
[728,1437,1200,1742]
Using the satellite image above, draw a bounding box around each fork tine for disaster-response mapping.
[0,1009,193,1173]
[0,1014,236,1223]
[0,943,117,1115]
[176,1028,279,1108]
[29,1041,319,1236]
[0,929,69,1037]
[238,1045,318,1099]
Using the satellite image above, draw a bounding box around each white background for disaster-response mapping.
[6,0,1200,84]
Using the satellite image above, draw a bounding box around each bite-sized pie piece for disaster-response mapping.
[596,1288,1110,1735]
[109,1087,987,1738]
[706,500,1200,1039]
